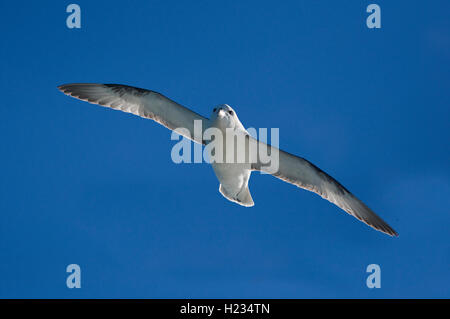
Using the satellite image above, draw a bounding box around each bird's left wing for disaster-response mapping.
[58,83,208,144]
[250,138,398,237]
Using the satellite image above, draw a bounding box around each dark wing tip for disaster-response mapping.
[364,213,398,237]
[57,83,75,95]
[57,83,102,90]
[58,83,92,94]
[379,226,398,237]
[57,83,151,98]
[351,201,399,237]
[386,227,399,237]
[367,210,399,237]
[385,222,399,237]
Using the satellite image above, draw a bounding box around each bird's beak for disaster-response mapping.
[218,109,225,117]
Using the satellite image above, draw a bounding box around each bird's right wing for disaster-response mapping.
[58,83,209,144]
[250,138,398,236]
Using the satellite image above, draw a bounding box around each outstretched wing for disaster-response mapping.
[251,139,398,236]
[58,83,209,144]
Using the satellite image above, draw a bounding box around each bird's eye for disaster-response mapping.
[228,110,233,115]
[213,108,217,112]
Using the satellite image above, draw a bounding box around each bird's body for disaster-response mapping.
[58,83,398,237]
[208,105,254,206]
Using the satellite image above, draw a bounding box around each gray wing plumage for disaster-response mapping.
[57,83,208,144]
[251,139,398,237]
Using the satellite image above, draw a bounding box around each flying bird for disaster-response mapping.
[57,83,398,237]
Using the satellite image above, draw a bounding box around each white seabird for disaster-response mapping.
[58,83,398,237]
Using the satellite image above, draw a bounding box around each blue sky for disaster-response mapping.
[0,0,449,298]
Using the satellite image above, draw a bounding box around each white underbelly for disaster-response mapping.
[212,162,251,197]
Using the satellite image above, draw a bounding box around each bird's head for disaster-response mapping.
[210,104,241,130]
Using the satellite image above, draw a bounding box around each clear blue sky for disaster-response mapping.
[0,0,449,298]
